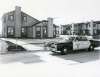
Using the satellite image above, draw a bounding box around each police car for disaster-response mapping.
[50,36,94,55]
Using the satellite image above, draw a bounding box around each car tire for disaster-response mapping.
[61,48,68,55]
[88,45,94,51]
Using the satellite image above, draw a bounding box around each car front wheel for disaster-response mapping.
[61,48,68,55]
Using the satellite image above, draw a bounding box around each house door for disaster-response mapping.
[7,27,15,38]
[21,27,27,38]
[36,26,41,38]
[43,26,47,38]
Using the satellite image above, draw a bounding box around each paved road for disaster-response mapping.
[0,48,100,64]
[51,49,100,63]
[0,38,100,64]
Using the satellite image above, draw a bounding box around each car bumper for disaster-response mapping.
[50,47,57,52]
[50,47,61,53]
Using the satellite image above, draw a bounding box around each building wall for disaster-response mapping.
[47,18,53,38]
[2,11,15,37]
[32,26,36,38]
[21,12,39,27]
[2,6,39,38]
[35,21,48,38]
[61,21,100,36]
[2,6,57,38]
[2,14,7,37]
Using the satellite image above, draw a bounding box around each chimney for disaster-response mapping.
[15,6,21,37]
[90,20,93,36]
[47,17,53,38]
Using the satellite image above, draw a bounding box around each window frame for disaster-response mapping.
[23,16,27,22]
[7,26,15,37]
[8,14,14,21]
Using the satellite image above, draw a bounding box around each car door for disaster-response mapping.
[73,37,80,50]
[78,37,90,49]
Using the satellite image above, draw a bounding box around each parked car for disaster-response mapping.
[49,36,95,55]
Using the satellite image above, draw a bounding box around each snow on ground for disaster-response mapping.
[0,38,100,77]
[0,51,99,77]
[0,56,99,77]
[1,38,44,51]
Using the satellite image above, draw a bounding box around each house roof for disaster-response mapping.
[2,10,40,23]
[21,12,39,22]
[93,21,100,24]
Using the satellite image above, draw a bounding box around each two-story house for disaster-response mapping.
[2,6,58,38]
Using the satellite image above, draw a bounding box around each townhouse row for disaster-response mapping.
[61,21,100,37]
[2,6,100,39]
[2,6,59,38]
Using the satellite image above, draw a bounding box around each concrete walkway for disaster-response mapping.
[1,38,44,51]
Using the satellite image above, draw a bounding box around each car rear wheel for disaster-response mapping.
[61,48,68,55]
[88,45,94,51]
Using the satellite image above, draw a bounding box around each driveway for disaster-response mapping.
[1,38,44,51]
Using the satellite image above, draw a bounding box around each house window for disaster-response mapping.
[21,27,27,37]
[23,16,27,22]
[11,15,13,20]
[85,30,90,35]
[93,29,97,35]
[93,23,96,27]
[36,26,41,38]
[21,27,26,33]
[53,26,56,35]
[7,27,14,36]
[43,26,47,38]
[86,25,88,28]
[8,15,14,21]
[22,28,25,33]
[4,17,6,23]
[88,24,90,27]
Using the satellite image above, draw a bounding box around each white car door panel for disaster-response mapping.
[78,41,86,49]
[78,41,90,49]
[73,41,79,50]
[83,41,90,49]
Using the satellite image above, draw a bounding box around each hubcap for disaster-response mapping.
[63,48,67,53]
[90,46,93,49]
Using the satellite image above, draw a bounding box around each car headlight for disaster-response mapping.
[51,43,57,48]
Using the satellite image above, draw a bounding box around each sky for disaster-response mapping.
[0,0,100,34]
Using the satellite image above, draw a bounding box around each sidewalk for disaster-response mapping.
[17,38,62,44]
[1,38,44,51]
[0,38,63,51]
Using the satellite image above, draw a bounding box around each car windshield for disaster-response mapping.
[69,36,88,41]
[59,38,69,42]
[69,37,75,41]
[78,37,88,41]
[61,36,88,42]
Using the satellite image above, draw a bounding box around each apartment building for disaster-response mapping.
[61,21,100,37]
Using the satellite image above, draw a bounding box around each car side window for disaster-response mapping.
[69,37,75,41]
[79,37,88,41]
[74,37,79,41]
[82,37,88,41]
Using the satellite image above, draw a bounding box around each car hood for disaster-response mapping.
[56,39,72,44]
